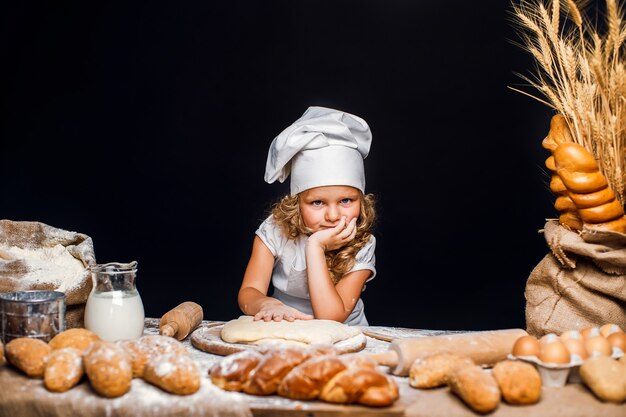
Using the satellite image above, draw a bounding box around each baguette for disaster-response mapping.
[492,360,541,405]
[409,352,474,389]
[447,364,501,414]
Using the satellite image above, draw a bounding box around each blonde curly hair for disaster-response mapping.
[270,192,376,284]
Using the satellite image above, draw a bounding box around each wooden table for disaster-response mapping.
[0,319,624,417]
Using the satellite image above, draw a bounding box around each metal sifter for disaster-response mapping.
[0,290,66,343]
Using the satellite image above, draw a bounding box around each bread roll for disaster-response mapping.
[49,328,100,353]
[209,350,264,391]
[210,348,399,407]
[580,356,626,403]
[116,339,147,378]
[6,337,52,378]
[0,341,5,367]
[144,353,200,395]
[447,364,501,413]
[492,360,541,405]
[569,187,615,208]
[554,142,626,233]
[130,334,190,378]
[557,170,608,194]
[409,352,474,389]
[542,115,583,231]
[84,341,132,398]
[242,347,311,395]
[578,198,625,223]
[319,367,399,407]
[44,347,84,392]
[278,355,347,400]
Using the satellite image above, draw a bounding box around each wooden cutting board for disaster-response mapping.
[190,324,367,356]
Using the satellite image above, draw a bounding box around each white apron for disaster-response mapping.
[256,216,376,327]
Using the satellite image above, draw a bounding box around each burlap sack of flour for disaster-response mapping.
[525,220,626,337]
[0,219,96,328]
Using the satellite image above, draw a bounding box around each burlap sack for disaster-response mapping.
[525,220,626,337]
[0,219,96,328]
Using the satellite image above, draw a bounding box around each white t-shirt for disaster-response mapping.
[255,215,376,326]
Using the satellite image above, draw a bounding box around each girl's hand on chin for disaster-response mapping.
[253,303,313,322]
[308,216,357,251]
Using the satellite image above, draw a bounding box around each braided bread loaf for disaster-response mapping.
[542,115,583,231]
[554,142,626,233]
[209,346,399,407]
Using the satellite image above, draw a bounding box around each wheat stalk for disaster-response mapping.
[510,0,626,205]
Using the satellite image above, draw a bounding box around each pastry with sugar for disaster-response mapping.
[44,347,84,392]
[143,353,200,395]
[84,341,132,398]
[128,334,190,378]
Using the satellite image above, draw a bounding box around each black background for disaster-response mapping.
[2,1,557,330]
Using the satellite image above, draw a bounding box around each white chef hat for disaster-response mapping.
[264,106,372,195]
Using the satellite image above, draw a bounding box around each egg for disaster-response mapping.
[539,333,560,345]
[584,335,612,357]
[580,326,601,339]
[607,332,626,351]
[538,340,571,364]
[563,338,589,360]
[512,335,541,357]
[599,323,623,338]
[560,329,582,341]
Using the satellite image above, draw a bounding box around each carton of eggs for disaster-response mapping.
[509,324,625,388]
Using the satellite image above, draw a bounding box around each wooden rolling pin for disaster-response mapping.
[368,328,527,376]
[159,301,204,340]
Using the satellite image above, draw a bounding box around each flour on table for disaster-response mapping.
[220,316,362,345]
[0,244,87,292]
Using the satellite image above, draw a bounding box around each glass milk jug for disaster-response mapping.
[84,261,145,342]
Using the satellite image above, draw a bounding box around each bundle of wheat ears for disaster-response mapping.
[510,0,626,208]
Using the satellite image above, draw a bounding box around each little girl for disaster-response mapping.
[238,106,377,326]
